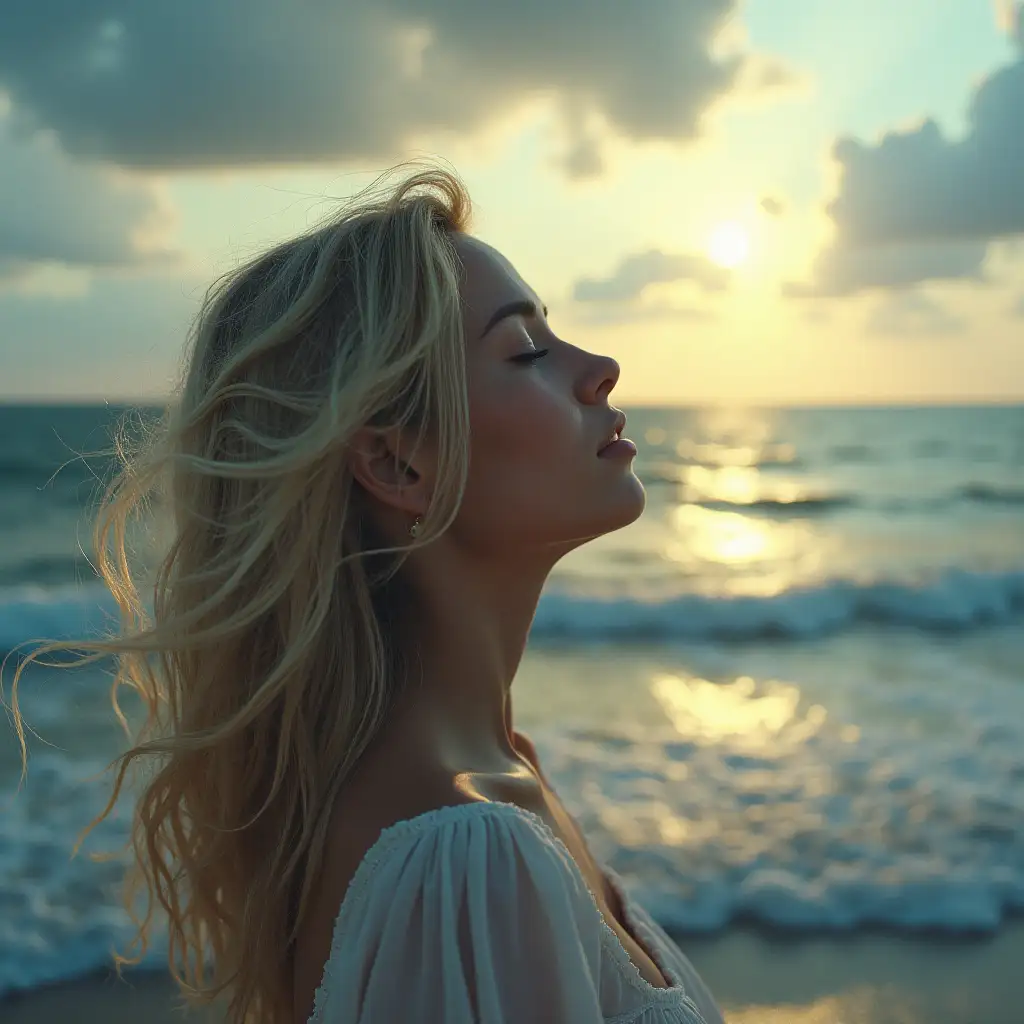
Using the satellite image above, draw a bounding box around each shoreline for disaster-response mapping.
[683,922,1023,1022]
[3,923,1022,1023]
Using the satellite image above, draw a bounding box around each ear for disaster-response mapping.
[347,425,434,517]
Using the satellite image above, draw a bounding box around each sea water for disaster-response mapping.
[1,402,1022,998]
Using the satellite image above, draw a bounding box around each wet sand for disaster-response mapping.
[2,923,1020,1023]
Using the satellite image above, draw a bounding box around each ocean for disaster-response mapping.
[1,401,1023,1000]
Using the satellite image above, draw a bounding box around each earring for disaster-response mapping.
[409,515,422,538]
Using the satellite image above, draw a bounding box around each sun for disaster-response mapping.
[707,221,750,269]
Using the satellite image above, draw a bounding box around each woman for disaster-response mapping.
[7,163,723,1024]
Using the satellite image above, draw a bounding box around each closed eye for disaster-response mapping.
[509,348,550,364]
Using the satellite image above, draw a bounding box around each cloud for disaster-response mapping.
[0,2,790,177]
[571,301,713,326]
[865,291,967,338]
[570,249,724,326]
[0,109,179,284]
[790,38,1024,295]
[785,240,987,298]
[828,86,1024,248]
[574,249,729,303]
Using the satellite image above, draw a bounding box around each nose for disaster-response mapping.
[577,352,621,403]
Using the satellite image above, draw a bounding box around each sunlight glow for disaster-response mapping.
[650,673,829,748]
[707,221,750,268]
[672,505,770,565]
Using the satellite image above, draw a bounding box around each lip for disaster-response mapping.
[597,410,628,455]
[597,437,638,459]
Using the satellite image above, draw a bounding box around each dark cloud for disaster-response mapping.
[759,195,785,217]
[574,249,730,302]
[0,110,178,281]
[790,38,1024,295]
[785,240,987,298]
[828,71,1024,248]
[556,99,606,181]
[865,291,967,338]
[561,138,605,181]
[0,1,789,177]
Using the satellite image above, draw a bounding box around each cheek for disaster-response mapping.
[463,372,580,504]
[469,368,575,457]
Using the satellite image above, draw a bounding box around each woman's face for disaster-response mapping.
[449,232,645,558]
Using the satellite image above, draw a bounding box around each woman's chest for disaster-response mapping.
[536,789,671,991]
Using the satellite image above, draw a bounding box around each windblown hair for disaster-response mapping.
[3,162,472,1023]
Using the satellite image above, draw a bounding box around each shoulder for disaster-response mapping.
[293,764,471,1022]
[320,747,550,909]
[294,764,580,1021]
[303,798,608,1024]
[338,798,594,921]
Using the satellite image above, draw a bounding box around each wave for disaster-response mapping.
[958,483,1024,506]
[828,443,877,463]
[643,475,1024,517]
[692,494,856,515]
[4,713,1024,1000]
[4,569,1022,656]
[0,752,171,1000]
[531,568,1024,641]
[0,582,117,659]
[0,555,96,590]
[695,487,1022,516]
[645,459,805,485]
[0,455,52,485]
[0,455,108,489]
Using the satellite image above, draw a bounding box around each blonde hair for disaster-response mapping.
[3,161,472,1023]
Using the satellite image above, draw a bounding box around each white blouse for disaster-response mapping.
[307,800,723,1023]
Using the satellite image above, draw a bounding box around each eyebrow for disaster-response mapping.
[480,299,549,339]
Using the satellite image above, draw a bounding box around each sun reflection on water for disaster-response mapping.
[665,500,822,596]
[670,505,771,565]
[650,672,829,749]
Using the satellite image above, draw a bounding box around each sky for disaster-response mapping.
[1,0,1022,406]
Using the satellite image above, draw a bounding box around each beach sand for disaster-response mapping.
[2,924,1019,1023]
[689,924,1022,1023]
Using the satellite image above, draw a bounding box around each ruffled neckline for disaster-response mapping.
[308,798,710,1023]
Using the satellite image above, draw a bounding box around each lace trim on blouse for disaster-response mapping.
[308,799,708,1023]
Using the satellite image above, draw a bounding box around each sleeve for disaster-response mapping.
[313,805,607,1024]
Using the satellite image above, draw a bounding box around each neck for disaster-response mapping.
[387,539,556,772]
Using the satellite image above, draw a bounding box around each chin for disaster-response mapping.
[609,473,647,529]
[571,474,647,545]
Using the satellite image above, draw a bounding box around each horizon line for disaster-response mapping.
[2,395,1023,410]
